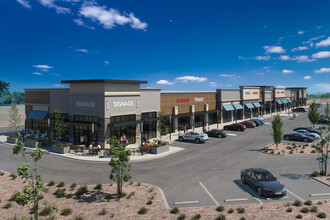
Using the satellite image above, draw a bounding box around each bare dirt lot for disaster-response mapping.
[263,143,319,155]
[0,104,25,127]
[1,171,329,220]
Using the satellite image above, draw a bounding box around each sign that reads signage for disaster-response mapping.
[194,97,204,102]
[76,101,95,108]
[176,98,189,103]
[113,101,134,108]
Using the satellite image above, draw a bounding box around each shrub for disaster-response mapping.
[300,150,304,153]
[70,183,77,190]
[237,207,245,213]
[110,213,115,218]
[129,181,133,185]
[293,200,302,206]
[286,208,292,212]
[277,152,280,154]
[57,181,65,187]
[296,214,302,219]
[9,174,17,180]
[311,150,316,153]
[138,207,147,214]
[105,194,112,201]
[61,208,72,216]
[286,146,292,150]
[40,206,53,216]
[170,206,179,214]
[317,201,322,205]
[310,206,318,213]
[317,212,327,218]
[290,151,293,154]
[216,205,224,212]
[75,185,88,198]
[95,183,102,190]
[0,171,4,176]
[146,200,152,205]
[47,180,55,186]
[227,208,234,213]
[3,203,12,209]
[301,207,309,213]
[311,171,319,177]
[137,182,141,186]
[74,217,83,220]
[178,214,186,220]
[285,202,291,207]
[99,208,107,216]
[116,192,126,201]
[240,217,246,220]
[216,214,226,220]
[304,200,312,206]
[148,187,154,193]
[10,192,20,201]
[126,192,135,199]
[191,214,201,220]
[54,189,66,198]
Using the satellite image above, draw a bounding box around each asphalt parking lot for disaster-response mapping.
[0,109,329,208]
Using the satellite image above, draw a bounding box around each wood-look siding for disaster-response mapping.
[25,91,50,104]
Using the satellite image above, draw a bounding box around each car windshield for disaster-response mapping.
[255,171,276,181]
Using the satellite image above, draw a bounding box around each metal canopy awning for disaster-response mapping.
[287,99,292,103]
[277,100,283,104]
[282,99,288,104]
[253,102,261,107]
[223,105,235,111]
[233,104,244,110]
[245,103,255,109]
[27,111,48,120]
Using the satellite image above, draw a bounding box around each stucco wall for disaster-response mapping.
[50,89,70,113]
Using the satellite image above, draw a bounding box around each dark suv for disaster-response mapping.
[292,107,307,112]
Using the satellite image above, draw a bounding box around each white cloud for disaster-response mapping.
[209,82,217,87]
[238,55,270,60]
[75,49,88,53]
[304,76,312,80]
[314,68,330,74]
[220,74,234,77]
[291,55,316,62]
[73,18,95,30]
[156,80,174,85]
[313,83,330,92]
[33,64,54,69]
[169,19,174,23]
[315,37,330,47]
[39,0,71,14]
[263,46,286,54]
[17,0,31,8]
[312,51,330,59]
[279,55,291,60]
[175,76,207,83]
[32,72,43,76]
[282,70,294,74]
[291,46,308,52]
[104,61,109,65]
[303,35,325,46]
[298,30,304,35]
[49,72,59,76]
[79,3,147,30]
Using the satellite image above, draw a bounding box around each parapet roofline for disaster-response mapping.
[61,79,148,84]
[24,88,69,91]
[161,91,216,94]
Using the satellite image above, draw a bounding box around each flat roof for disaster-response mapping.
[24,88,69,91]
[161,91,216,94]
[61,79,148,84]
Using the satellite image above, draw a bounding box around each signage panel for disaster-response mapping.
[243,89,260,100]
[113,101,134,108]
[76,101,95,108]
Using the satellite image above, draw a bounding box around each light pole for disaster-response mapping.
[140,120,144,155]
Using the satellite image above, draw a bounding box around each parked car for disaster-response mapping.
[240,168,286,197]
[178,131,208,143]
[252,118,265,125]
[240,121,256,128]
[284,132,315,142]
[292,107,307,112]
[316,103,322,108]
[205,129,228,138]
[295,130,320,139]
[249,119,261,126]
[293,127,322,136]
[223,123,246,131]
[317,117,329,124]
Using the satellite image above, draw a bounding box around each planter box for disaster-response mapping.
[50,145,70,154]
[151,144,169,154]
[26,140,42,148]
[7,137,20,144]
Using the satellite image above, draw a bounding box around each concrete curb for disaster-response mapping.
[307,174,330,188]
[147,183,170,209]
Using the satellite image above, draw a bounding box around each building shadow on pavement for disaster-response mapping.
[279,173,309,180]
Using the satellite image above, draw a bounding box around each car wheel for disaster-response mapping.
[241,176,246,184]
[285,136,289,140]
[303,138,308,142]
[195,138,201,144]
[257,187,263,197]
[179,136,184,142]
[218,134,222,138]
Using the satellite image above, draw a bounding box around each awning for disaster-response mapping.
[253,102,261,108]
[233,104,244,110]
[287,99,292,103]
[282,99,288,104]
[223,105,235,111]
[27,111,48,120]
[277,100,283,104]
[245,103,255,109]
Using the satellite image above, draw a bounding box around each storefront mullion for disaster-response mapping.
[141,112,157,139]
[194,113,204,128]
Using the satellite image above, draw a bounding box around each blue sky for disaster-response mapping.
[1,0,330,93]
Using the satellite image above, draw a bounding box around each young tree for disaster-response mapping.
[52,108,68,144]
[0,80,10,96]
[316,139,328,176]
[325,102,330,117]
[8,103,22,132]
[107,136,132,196]
[308,101,320,128]
[158,112,168,139]
[272,114,283,150]
[13,141,52,220]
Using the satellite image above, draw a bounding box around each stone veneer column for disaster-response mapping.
[173,106,178,132]
[99,118,110,149]
[68,115,74,144]
[204,104,209,127]
[136,114,141,144]
[190,105,195,130]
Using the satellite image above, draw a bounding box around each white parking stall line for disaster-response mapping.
[234,180,263,204]
[227,133,237,136]
[198,182,220,206]
[264,122,271,125]
[224,198,248,202]
[310,193,330,197]
[287,189,304,202]
[266,196,289,201]
[174,201,200,205]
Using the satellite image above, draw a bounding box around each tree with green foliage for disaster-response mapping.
[0,80,10,96]
[158,112,168,138]
[272,114,283,150]
[52,108,68,144]
[9,103,22,132]
[13,141,52,220]
[308,102,320,128]
[316,139,329,176]
[107,136,132,196]
[325,102,330,117]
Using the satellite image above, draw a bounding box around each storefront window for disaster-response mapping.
[178,115,191,131]
[32,119,48,133]
[244,106,251,119]
[233,109,243,121]
[222,110,232,123]
[194,113,204,128]
[142,112,157,139]
[74,125,98,145]
[74,115,98,123]
[110,114,136,144]
[208,112,217,125]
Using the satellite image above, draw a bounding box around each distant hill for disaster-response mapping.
[0,92,25,104]
[307,92,330,99]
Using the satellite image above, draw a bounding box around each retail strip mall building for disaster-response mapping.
[25,79,307,148]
